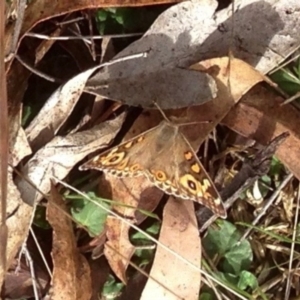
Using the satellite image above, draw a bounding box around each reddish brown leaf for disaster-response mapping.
[47,182,92,300]
[223,84,300,181]
[103,174,163,283]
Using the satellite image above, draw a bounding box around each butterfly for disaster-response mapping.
[80,117,227,218]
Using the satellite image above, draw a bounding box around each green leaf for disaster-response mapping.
[34,205,51,229]
[203,220,253,281]
[102,275,124,298]
[134,248,154,267]
[22,105,32,127]
[114,13,125,26]
[106,7,117,14]
[269,156,284,177]
[237,271,258,290]
[216,272,239,286]
[223,239,253,274]
[270,68,300,96]
[202,220,241,256]
[131,222,160,267]
[96,9,108,22]
[131,222,160,242]
[71,195,110,236]
[199,292,214,300]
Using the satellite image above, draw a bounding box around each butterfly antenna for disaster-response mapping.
[153,101,171,123]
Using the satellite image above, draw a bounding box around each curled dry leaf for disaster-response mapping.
[17,113,126,206]
[47,182,92,300]
[141,199,201,300]
[9,122,31,167]
[25,65,104,151]
[180,57,266,148]
[281,182,294,223]
[1,172,33,289]
[86,0,300,109]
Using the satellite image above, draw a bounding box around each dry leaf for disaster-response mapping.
[17,113,125,205]
[5,0,180,63]
[1,172,33,289]
[141,198,201,300]
[222,85,300,181]
[103,174,163,283]
[86,0,300,108]
[25,65,105,151]
[47,182,92,300]
[281,182,294,223]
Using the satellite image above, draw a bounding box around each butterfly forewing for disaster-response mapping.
[79,123,162,177]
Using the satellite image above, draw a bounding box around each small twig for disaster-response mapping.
[269,52,300,75]
[87,11,96,61]
[284,183,300,300]
[25,32,143,41]
[16,243,39,300]
[0,0,8,277]
[23,246,40,300]
[29,227,52,279]
[15,54,61,83]
[281,91,300,106]
[15,51,147,84]
[54,16,85,26]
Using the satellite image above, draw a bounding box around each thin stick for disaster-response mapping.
[25,32,143,41]
[0,0,8,277]
[30,227,52,279]
[23,246,40,300]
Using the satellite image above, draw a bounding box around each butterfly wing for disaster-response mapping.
[144,123,227,218]
[79,123,162,177]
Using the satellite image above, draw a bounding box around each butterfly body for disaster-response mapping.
[80,120,227,218]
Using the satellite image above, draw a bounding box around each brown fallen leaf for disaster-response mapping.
[141,198,201,300]
[86,0,300,108]
[47,181,92,300]
[4,258,48,299]
[0,171,33,290]
[222,84,300,181]
[25,65,107,151]
[17,113,126,205]
[103,174,163,283]
[176,56,266,148]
